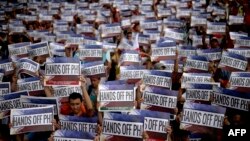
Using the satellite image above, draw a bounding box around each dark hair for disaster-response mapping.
[69,92,83,102]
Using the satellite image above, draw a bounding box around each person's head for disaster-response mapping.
[127,31,132,40]
[69,92,83,115]
[232,114,241,125]
[210,38,219,48]
[90,77,101,89]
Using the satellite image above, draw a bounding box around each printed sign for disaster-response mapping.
[0,91,28,119]
[10,106,54,135]
[98,84,136,112]
[212,86,250,111]
[143,71,172,89]
[181,102,226,129]
[54,130,95,141]
[20,95,58,115]
[219,52,248,71]
[0,82,11,95]
[101,113,143,140]
[129,109,170,140]
[17,77,45,97]
[141,86,178,113]
[45,57,81,86]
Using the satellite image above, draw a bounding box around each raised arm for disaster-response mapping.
[80,75,94,116]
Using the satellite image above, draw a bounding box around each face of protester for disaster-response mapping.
[69,98,82,115]
[65,47,72,57]
[211,40,219,48]
[232,114,241,125]
[127,32,132,40]
[91,77,100,89]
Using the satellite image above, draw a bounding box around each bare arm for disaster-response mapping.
[80,76,94,116]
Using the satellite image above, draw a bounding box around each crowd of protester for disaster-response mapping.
[0,0,250,141]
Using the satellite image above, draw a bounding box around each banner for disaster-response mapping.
[0,82,10,95]
[98,84,136,112]
[206,22,226,34]
[151,42,176,61]
[0,91,28,119]
[129,109,170,140]
[157,8,171,18]
[192,35,210,47]
[140,19,158,30]
[184,56,209,72]
[229,72,250,93]
[191,16,207,27]
[138,34,150,46]
[197,48,221,61]
[8,42,31,60]
[79,45,103,61]
[53,86,82,97]
[101,23,121,38]
[185,83,214,102]
[227,48,250,59]
[54,130,95,141]
[120,66,145,83]
[141,86,178,113]
[228,15,244,25]
[143,70,172,89]
[101,112,144,140]
[120,50,140,66]
[45,57,81,86]
[177,46,197,58]
[218,51,248,71]
[103,42,117,50]
[59,115,97,133]
[66,34,84,45]
[229,32,248,40]
[118,38,134,50]
[81,61,106,77]
[143,30,161,42]
[176,8,191,18]
[181,102,226,129]
[234,36,250,48]
[27,42,50,58]
[10,106,54,135]
[84,36,102,46]
[121,19,131,29]
[21,95,58,115]
[17,77,45,97]
[181,73,212,88]
[212,86,250,111]
[76,24,94,34]
[164,28,185,41]
[17,58,40,77]
[156,60,183,73]
[163,19,185,28]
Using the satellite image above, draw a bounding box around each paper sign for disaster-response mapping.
[10,106,54,135]
[98,84,136,112]
[212,86,250,111]
[17,77,45,97]
[181,102,226,129]
[102,113,143,140]
[0,91,28,119]
[218,52,248,71]
[0,82,10,95]
[45,57,81,86]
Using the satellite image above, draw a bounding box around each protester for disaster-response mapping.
[0,0,249,141]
